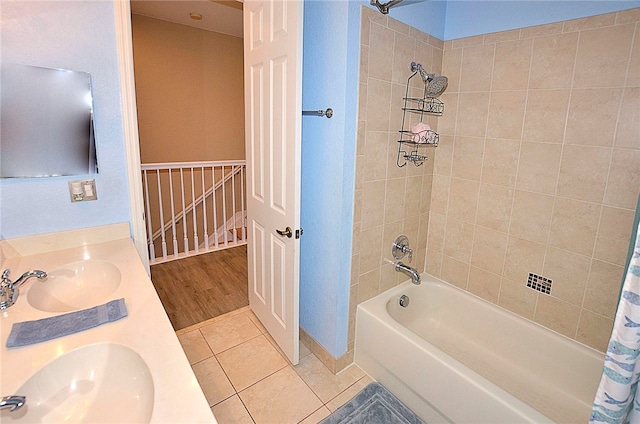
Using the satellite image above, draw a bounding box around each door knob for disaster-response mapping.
[276,227,293,238]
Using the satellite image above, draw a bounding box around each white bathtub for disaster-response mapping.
[354,274,605,423]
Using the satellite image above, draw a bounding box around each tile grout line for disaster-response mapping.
[181,308,373,423]
[210,344,369,423]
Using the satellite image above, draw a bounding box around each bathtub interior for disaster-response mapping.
[364,276,604,423]
[356,291,552,423]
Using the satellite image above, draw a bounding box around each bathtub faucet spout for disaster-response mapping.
[395,261,421,285]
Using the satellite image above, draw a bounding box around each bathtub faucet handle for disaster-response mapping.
[392,235,413,262]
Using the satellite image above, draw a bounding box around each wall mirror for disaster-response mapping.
[1,63,97,178]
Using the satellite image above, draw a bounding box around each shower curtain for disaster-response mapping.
[591,198,640,423]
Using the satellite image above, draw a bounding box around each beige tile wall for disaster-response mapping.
[428,8,640,353]
[348,7,442,358]
[343,7,638,370]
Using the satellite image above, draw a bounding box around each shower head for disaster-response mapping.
[410,62,448,97]
[425,75,448,98]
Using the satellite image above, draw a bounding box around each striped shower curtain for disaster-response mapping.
[591,222,640,423]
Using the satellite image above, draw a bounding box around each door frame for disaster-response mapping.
[115,0,149,272]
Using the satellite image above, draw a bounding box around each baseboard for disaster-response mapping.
[300,328,354,374]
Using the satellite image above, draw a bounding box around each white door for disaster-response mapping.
[243,0,303,365]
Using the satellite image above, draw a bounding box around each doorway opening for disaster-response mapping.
[129,1,248,330]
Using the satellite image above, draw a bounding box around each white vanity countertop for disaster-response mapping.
[0,223,216,423]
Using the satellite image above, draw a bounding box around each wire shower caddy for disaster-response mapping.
[397,71,444,167]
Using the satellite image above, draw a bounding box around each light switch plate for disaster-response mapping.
[69,179,97,202]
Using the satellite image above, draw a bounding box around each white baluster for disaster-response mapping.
[212,165,219,248]
[156,170,167,260]
[180,168,188,254]
[201,166,209,250]
[241,165,246,241]
[190,167,199,252]
[232,167,237,243]
[143,170,155,262]
[168,168,178,258]
[221,165,228,246]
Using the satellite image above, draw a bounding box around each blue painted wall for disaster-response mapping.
[362,0,639,41]
[0,1,132,239]
[300,0,360,358]
[444,0,640,40]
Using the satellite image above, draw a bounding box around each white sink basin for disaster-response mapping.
[26,260,121,312]
[1,343,154,423]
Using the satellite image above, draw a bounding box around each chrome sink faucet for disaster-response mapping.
[395,261,421,285]
[0,269,47,309]
[0,396,25,412]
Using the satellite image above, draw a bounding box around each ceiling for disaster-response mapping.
[130,0,243,38]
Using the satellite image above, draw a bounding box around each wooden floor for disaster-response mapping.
[150,246,248,331]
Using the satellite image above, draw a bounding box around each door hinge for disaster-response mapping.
[295,228,304,239]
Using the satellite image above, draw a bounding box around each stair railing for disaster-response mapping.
[141,160,246,264]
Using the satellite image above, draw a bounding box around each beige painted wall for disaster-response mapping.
[132,14,245,163]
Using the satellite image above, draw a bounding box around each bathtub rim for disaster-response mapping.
[364,272,605,359]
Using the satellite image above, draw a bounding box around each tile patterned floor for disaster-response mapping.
[176,306,374,424]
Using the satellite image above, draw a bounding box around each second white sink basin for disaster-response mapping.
[26,260,121,312]
[1,343,154,423]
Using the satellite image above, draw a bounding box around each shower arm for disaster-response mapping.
[370,0,404,15]
[410,62,433,83]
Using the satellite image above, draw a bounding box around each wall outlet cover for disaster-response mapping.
[69,179,97,202]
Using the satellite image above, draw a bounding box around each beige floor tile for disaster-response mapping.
[294,355,365,403]
[239,367,323,424]
[262,328,295,363]
[246,310,267,333]
[211,395,254,424]
[217,334,288,391]
[299,340,312,359]
[177,306,250,335]
[325,375,375,413]
[192,356,236,407]
[200,312,262,354]
[246,311,311,361]
[178,329,213,364]
[298,406,331,424]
